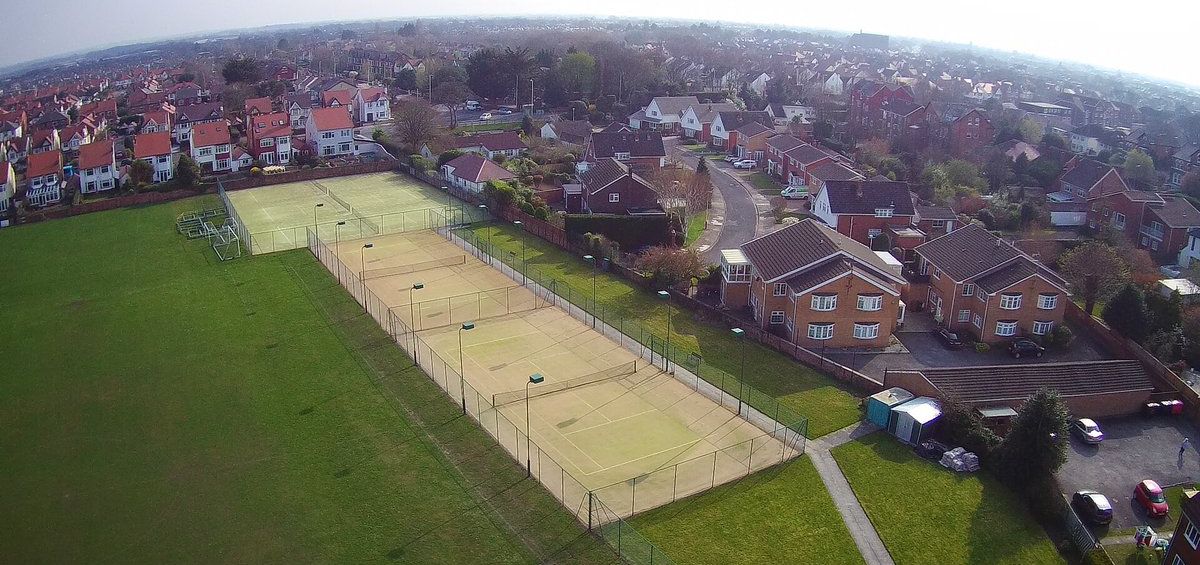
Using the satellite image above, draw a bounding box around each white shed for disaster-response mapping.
[889,397,941,445]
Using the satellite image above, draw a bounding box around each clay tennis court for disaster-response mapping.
[226,172,477,254]
[324,230,795,519]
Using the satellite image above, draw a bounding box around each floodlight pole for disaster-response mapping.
[478,204,490,256]
[334,220,346,249]
[526,373,544,477]
[442,185,454,225]
[513,220,526,285]
[360,243,373,311]
[732,328,746,415]
[458,322,475,414]
[313,202,325,236]
[584,254,597,328]
[658,290,672,372]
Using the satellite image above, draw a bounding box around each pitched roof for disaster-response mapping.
[648,96,700,117]
[1149,196,1200,228]
[717,111,771,132]
[310,107,353,131]
[25,150,61,178]
[322,90,353,107]
[176,102,223,122]
[357,87,387,102]
[191,121,230,147]
[590,131,665,159]
[809,160,863,182]
[739,218,904,283]
[546,120,592,145]
[285,92,313,109]
[916,360,1151,404]
[77,139,114,170]
[915,223,1067,290]
[821,180,915,216]
[916,205,956,221]
[134,131,172,158]
[579,158,654,195]
[766,134,806,153]
[733,120,773,137]
[881,99,923,117]
[784,143,834,165]
[244,97,272,115]
[445,153,515,183]
[687,102,738,123]
[1060,159,1123,192]
[250,112,292,139]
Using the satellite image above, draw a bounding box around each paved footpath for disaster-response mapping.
[808,422,896,565]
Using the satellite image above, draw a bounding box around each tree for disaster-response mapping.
[982,151,1015,190]
[175,154,201,188]
[1103,284,1151,341]
[276,37,290,50]
[432,81,472,128]
[1123,149,1157,189]
[465,49,506,99]
[557,51,596,98]
[177,72,196,83]
[371,128,388,143]
[393,99,441,152]
[994,389,1070,485]
[634,246,706,288]
[128,159,154,188]
[1017,118,1043,144]
[437,150,464,168]
[696,156,709,176]
[397,22,418,36]
[1058,241,1130,315]
[254,80,287,98]
[1041,132,1068,149]
[222,58,263,84]
[395,69,417,91]
[521,115,535,136]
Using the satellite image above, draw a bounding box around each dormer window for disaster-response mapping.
[614,152,630,161]
[875,208,894,218]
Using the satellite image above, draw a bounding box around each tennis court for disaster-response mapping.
[226,172,476,254]
[323,230,796,520]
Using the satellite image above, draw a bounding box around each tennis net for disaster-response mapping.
[362,254,467,280]
[314,181,380,234]
[491,360,638,406]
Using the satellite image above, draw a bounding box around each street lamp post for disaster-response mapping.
[583,254,597,328]
[458,322,475,414]
[313,202,325,236]
[657,290,672,372]
[525,373,545,477]
[408,283,424,364]
[512,220,526,285]
[334,220,347,249]
[731,328,747,414]
[360,243,374,312]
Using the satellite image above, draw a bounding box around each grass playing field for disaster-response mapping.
[461,223,862,438]
[0,196,615,563]
[832,434,1064,565]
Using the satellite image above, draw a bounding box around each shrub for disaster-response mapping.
[437,149,464,168]
[249,167,262,177]
[1049,326,1074,348]
[565,214,673,250]
[633,246,707,289]
[974,342,990,353]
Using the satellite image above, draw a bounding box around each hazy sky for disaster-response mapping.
[6,0,1198,87]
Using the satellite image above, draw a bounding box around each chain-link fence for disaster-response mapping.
[247,206,468,255]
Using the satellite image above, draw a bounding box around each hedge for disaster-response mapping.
[564,214,672,250]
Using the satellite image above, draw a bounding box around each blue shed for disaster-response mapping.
[866,387,914,428]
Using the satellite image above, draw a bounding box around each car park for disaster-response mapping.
[1071,491,1113,525]
[780,186,809,200]
[733,159,757,169]
[1133,479,1169,518]
[1071,418,1105,444]
[1008,337,1045,359]
[934,327,964,350]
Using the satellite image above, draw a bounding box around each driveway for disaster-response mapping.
[666,138,764,262]
[1057,416,1200,531]
[824,313,1110,377]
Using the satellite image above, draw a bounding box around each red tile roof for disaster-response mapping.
[322,90,353,107]
[26,150,61,178]
[244,97,272,115]
[191,121,230,148]
[78,139,114,170]
[250,112,292,139]
[0,162,10,184]
[445,153,516,184]
[135,131,172,158]
[310,107,353,131]
[357,87,387,102]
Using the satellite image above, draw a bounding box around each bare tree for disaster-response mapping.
[392,99,442,153]
[648,161,712,226]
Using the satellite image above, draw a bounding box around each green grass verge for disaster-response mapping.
[832,434,1064,565]
[1102,543,1160,564]
[685,211,708,247]
[455,121,522,133]
[748,172,782,196]
[464,223,861,438]
[630,457,864,564]
[0,198,613,564]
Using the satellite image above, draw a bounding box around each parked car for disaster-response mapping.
[1134,480,1169,518]
[723,155,740,163]
[498,107,514,115]
[733,159,757,169]
[465,100,482,111]
[1072,491,1114,525]
[780,186,809,200]
[934,327,965,349]
[914,439,950,461]
[1008,337,1045,359]
[1071,418,1105,444]
[479,112,494,121]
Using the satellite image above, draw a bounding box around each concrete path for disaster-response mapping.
[809,422,896,565]
[691,167,726,255]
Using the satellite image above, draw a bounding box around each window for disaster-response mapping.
[973,314,983,328]
[1000,293,1022,310]
[339,143,351,152]
[1037,293,1058,310]
[957,310,971,322]
[614,151,630,161]
[857,294,883,311]
[807,323,834,340]
[1033,321,1053,335]
[868,228,882,239]
[874,207,894,218]
[261,138,274,147]
[931,219,945,229]
[725,263,750,282]
[962,284,974,297]
[811,294,837,311]
[609,193,620,203]
[853,323,880,340]
[199,147,212,156]
[322,131,335,139]
[157,156,168,164]
[1175,554,1186,565]
[995,320,1018,336]
[216,159,230,170]
[1113,212,1126,229]
[1186,521,1200,549]
[100,165,110,173]
[932,268,942,280]
[774,283,788,296]
[769,311,785,324]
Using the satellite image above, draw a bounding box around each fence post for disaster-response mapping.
[587,492,593,531]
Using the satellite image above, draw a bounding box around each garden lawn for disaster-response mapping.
[1103,543,1161,564]
[685,211,708,246]
[630,457,863,565]
[832,434,1064,565]
[456,121,522,133]
[0,197,613,564]
[748,172,782,196]
[463,223,862,438]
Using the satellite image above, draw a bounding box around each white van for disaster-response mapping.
[465,100,482,111]
[781,186,808,199]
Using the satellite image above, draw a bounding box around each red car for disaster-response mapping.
[1134,480,1169,518]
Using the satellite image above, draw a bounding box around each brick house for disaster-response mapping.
[912,224,1070,345]
[189,121,232,173]
[849,81,914,135]
[935,107,994,157]
[811,179,916,248]
[720,219,907,348]
[780,143,838,187]
[584,131,666,173]
[764,134,807,179]
[680,102,737,142]
[732,121,774,162]
[878,100,928,147]
[1170,145,1200,187]
[565,158,662,215]
[1162,492,1200,565]
[246,112,292,166]
[710,111,772,152]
